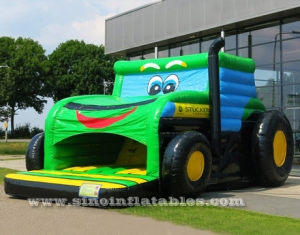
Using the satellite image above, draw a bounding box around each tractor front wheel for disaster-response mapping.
[162,131,212,198]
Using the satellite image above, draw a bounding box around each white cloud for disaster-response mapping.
[0,0,160,54]
[0,0,161,128]
[36,13,116,54]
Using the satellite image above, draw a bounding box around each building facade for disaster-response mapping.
[105,0,300,156]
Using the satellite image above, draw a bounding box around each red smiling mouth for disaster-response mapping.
[76,107,137,128]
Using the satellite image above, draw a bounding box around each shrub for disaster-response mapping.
[30,126,44,138]
[8,123,43,139]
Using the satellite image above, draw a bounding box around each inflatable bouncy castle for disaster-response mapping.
[4,38,294,201]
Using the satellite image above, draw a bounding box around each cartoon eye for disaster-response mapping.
[147,76,163,95]
[163,75,179,94]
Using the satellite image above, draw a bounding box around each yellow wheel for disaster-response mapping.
[187,151,204,181]
[273,130,287,167]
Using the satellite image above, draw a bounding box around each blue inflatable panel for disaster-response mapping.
[220,68,255,86]
[161,102,176,117]
[221,118,242,132]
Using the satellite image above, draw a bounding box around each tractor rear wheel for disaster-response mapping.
[252,111,293,186]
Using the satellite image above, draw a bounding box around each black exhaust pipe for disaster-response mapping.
[208,37,225,157]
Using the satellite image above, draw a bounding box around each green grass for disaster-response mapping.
[0,167,18,183]
[0,142,28,155]
[116,203,300,235]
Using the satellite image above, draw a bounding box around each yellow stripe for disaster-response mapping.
[64,166,98,171]
[30,170,147,184]
[131,170,146,175]
[5,173,126,188]
[116,169,146,175]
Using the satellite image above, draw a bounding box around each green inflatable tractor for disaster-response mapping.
[5,38,294,201]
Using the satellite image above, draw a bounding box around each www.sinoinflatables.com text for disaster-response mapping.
[27,197,246,207]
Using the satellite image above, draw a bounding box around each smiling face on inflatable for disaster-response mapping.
[117,56,209,98]
[64,56,210,131]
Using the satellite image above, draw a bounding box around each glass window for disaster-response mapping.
[283,84,300,106]
[255,68,281,109]
[254,68,277,87]
[255,67,281,108]
[251,24,279,45]
[282,67,300,116]
[239,21,279,47]
[283,108,299,132]
[282,38,300,62]
[128,51,143,61]
[158,45,169,58]
[170,43,181,57]
[256,83,280,109]
[282,62,300,84]
[238,32,249,48]
[201,35,219,52]
[238,48,248,58]
[225,49,236,56]
[282,17,300,39]
[181,39,200,55]
[224,31,236,50]
[143,48,155,60]
[252,43,277,66]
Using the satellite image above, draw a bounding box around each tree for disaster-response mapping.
[0,37,50,133]
[48,40,122,102]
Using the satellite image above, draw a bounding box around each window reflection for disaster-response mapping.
[251,24,279,45]
[181,39,200,55]
[255,68,280,109]
[170,43,181,57]
[143,49,155,60]
[252,43,276,66]
[224,33,236,50]
[158,46,169,58]
[282,38,300,62]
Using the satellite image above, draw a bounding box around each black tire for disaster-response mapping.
[162,131,212,198]
[252,111,293,187]
[26,132,44,171]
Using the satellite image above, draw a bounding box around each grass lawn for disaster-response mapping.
[0,167,18,183]
[0,142,27,155]
[117,204,300,235]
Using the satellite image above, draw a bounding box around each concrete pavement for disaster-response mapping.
[0,156,26,171]
[202,176,300,219]
[0,139,30,142]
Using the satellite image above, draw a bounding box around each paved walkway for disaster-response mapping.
[0,139,30,142]
[291,164,300,177]
[0,156,26,171]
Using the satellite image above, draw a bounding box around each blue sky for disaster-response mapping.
[0,0,158,129]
